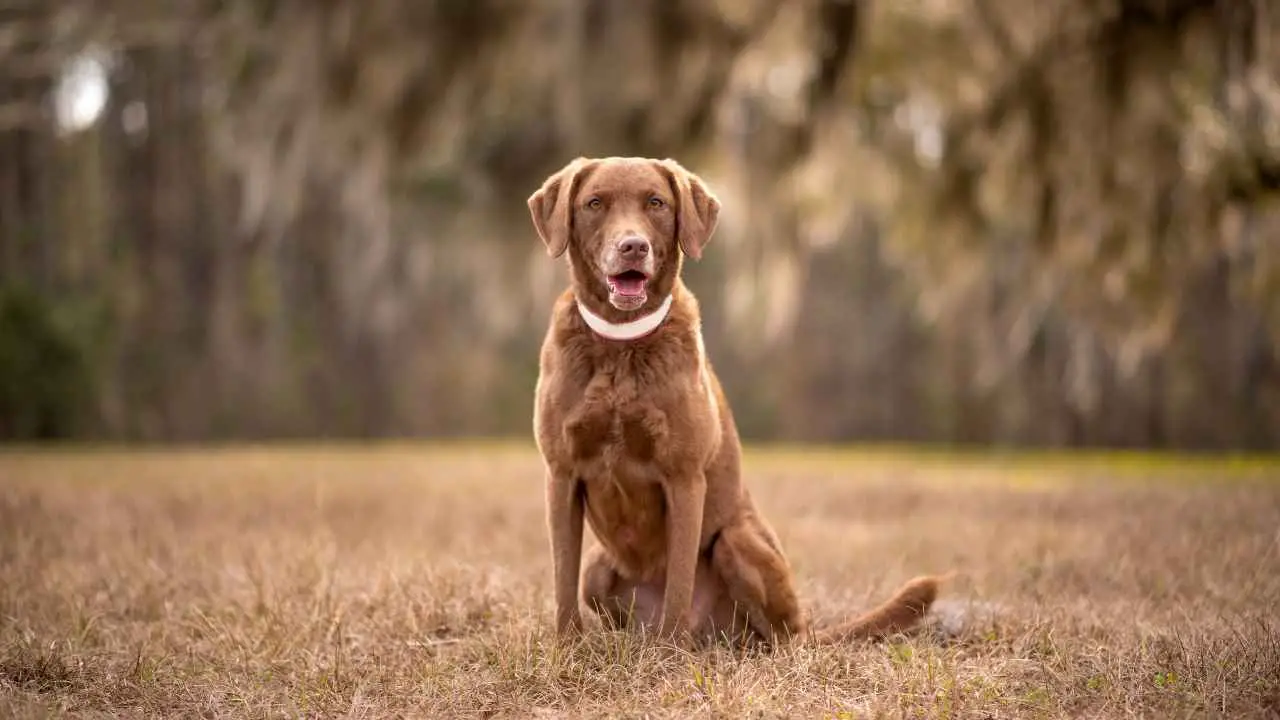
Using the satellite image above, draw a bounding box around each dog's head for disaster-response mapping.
[527,157,720,316]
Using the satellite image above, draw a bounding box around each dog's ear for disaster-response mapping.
[527,157,595,258]
[657,158,720,260]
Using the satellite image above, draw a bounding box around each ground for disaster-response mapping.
[1,442,1278,719]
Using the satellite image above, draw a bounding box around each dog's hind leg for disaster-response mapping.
[708,517,807,646]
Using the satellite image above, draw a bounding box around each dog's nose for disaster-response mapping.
[618,236,650,260]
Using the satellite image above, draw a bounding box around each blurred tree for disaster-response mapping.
[0,0,1275,447]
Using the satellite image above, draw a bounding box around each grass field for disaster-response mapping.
[1,442,1278,718]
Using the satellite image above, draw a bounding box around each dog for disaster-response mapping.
[527,156,943,646]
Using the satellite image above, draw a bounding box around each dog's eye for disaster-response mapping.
[585,197,602,210]
[647,196,666,209]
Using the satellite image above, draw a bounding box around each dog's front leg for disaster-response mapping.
[546,468,585,638]
[659,471,706,640]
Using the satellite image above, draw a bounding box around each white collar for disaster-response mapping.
[577,294,673,341]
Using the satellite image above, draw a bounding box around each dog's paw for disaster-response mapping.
[555,612,585,641]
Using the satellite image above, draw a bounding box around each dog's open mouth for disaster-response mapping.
[607,270,649,298]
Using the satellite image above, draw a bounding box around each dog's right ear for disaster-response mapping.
[527,157,594,258]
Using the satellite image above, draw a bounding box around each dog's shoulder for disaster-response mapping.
[651,285,707,370]
[545,288,578,334]
[539,289,585,361]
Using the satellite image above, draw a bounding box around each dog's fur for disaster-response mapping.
[528,156,943,646]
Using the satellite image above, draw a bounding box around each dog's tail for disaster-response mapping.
[809,573,952,644]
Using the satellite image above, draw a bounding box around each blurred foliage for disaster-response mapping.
[0,286,94,439]
[0,0,1277,447]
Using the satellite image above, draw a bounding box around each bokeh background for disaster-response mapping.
[1,0,1277,449]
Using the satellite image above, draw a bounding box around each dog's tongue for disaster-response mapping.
[610,274,647,297]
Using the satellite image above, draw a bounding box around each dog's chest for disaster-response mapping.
[563,358,670,471]
[583,476,668,577]
[563,362,675,577]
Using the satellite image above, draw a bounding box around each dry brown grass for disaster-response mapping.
[1,442,1278,719]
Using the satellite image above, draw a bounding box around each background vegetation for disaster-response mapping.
[2,0,1278,448]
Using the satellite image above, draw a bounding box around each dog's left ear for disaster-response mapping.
[527,157,594,258]
[657,159,720,260]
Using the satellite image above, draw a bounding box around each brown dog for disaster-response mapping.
[528,156,942,646]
